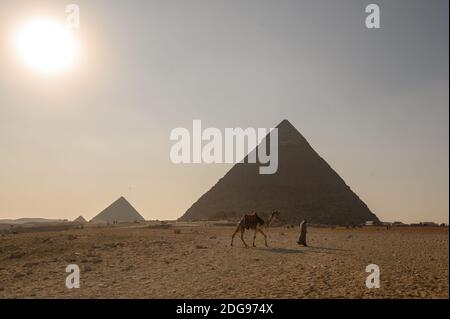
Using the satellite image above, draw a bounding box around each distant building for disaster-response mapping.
[420,222,439,227]
[392,221,407,226]
[365,221,375,226]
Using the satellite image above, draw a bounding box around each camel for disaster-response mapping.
[230,211,280,247]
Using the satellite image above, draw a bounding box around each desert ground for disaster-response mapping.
[0,222,448,298]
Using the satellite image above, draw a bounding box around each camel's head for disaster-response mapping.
[271,210,281,219]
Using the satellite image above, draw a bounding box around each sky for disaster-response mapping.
[0,0,448,223]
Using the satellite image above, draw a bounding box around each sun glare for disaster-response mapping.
[15,19,78,74]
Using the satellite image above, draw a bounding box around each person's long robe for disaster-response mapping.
[297,220,307,246]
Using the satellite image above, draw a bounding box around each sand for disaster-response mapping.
[0,223,448,298]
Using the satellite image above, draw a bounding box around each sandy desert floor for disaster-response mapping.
[0,223,448,298]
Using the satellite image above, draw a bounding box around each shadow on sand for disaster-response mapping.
[258,247,304,254]
[253,245,349,255]
[251,246,307,254]
[307,245,348,252]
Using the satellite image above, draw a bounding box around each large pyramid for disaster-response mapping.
[90,197,145,224]
[179,120,379,225]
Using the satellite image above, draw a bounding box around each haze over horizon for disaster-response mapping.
[0,0,448,224]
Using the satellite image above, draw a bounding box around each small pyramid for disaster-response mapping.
[179,120,379,225]
[73,215,88,224]
[90,197,145,224]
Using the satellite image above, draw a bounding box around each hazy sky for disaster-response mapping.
[0,0,448,223]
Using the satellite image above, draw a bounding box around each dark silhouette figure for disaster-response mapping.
[297,219,307,246]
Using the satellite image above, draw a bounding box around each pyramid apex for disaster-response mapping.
[276,119,293,128]
[274,119,307,143]
[73,215,88,223]
[275,119,300,133]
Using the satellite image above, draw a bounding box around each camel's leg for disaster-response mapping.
[258,228,268,247]
[240,228,248,247]
[231,226,240,246]
[252,229,258,247]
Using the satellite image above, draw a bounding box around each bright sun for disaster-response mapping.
[16,19,78,74]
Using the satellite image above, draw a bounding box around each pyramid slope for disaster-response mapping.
[73,215,88,223]
[179,120,379,225]
[90,197,145,223]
